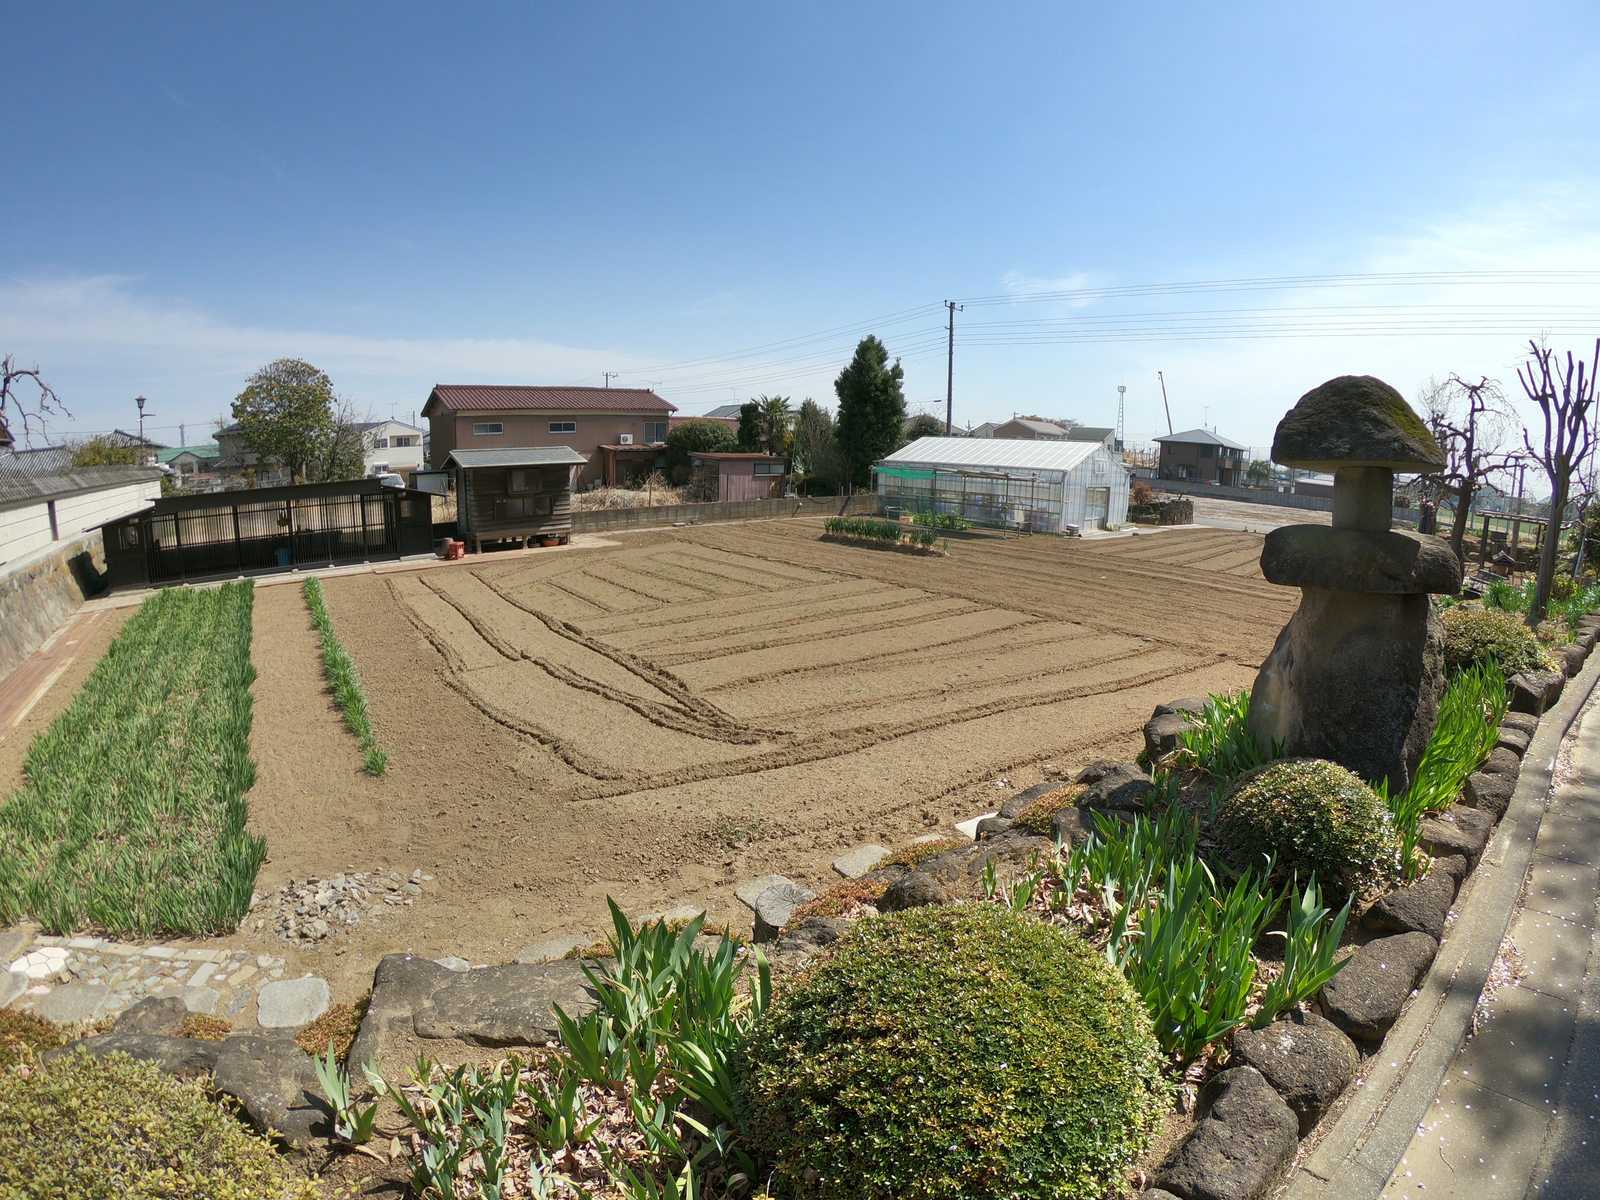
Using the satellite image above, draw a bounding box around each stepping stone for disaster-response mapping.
[515,935,591,964]
[11,946,67,980]
[113,996,189,1036]
[59,1032,221,1079]
[753,883,817,942]
[0,929,32,964]
[832,845,889,879]
[256,976,330,1028]
[37,982,111,1024]
[954,813,996,839]
[214,1031,329,1149]
[151,985,222,1015]
[735,875,794,910]
[349,954,458,1076]
[411,961,600,1046]
[0,970,27,1010]
[639,906,705,925]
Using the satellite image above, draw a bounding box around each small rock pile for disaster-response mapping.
[250,868,434,947]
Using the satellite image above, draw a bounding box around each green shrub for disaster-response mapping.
[1441,606,1554,677]
[0,1010,69,1069]
[911,511,971,530]
[1217,759,1403,904]
[665,419,738,475]
[741,905,1169,1200]
[823,516,903,542]
[0,581,265,936]
[0,1050,320,1199]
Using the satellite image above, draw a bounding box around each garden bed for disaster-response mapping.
[0,582,264,937]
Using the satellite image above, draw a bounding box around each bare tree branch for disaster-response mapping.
[1518,337,1599,623]
[0,355,71,450]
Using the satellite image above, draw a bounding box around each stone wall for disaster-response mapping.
[0,532,108,683]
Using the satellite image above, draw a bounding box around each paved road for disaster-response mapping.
[0,608,108,747]
[1188,495,1333,532]
[1383,698,1600,1200]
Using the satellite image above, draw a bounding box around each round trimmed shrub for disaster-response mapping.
[740,905,1170,1200]
[1442,606,1553,678]
[0,1049,319,1198]
[1217,758,1402,903]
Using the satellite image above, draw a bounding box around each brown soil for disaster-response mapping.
[9,522,1300,1004]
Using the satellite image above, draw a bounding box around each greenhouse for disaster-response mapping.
[874,436,1130,534]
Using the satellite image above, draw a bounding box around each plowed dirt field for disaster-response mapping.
[185,520,1297,992]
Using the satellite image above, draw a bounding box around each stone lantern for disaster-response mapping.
[1245,376,1462,791]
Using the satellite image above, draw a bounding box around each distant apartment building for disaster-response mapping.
[355,420,426,479]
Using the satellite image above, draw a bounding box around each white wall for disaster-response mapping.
[1059,445,1131,532]
[0,478,162,569]
[364,420,427,476]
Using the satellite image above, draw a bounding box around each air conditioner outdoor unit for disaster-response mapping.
[618,434,634,445]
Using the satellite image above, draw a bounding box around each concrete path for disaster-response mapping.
[0,607,108,747]
[1383,698,1600,1200]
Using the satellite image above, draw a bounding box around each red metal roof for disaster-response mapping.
[424,385,676,415]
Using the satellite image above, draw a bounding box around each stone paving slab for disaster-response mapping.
[1512,909,1591,1000]
[1525,812,1600,867]
[1448,983,1574,1111]
[1524,856,1600,928]
[1385,1076,1550,1200]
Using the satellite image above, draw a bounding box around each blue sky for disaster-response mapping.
[4,2,1599,454]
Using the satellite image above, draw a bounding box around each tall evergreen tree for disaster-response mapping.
[833,336,906,489]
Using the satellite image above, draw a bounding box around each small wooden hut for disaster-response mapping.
[446,447,589,553]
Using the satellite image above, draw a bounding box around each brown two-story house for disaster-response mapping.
[422,385,677,489]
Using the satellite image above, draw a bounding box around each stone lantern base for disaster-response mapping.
[1245,589,1446,791]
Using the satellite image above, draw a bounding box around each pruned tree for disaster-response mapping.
[834,336,906,490]
[232,358,339,484]
[1518,338,1599,624]
[1416,374,1516,562]
[665,417,738,481]
[0,355,69,450]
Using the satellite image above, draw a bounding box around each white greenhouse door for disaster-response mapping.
[1085,487,1110,530]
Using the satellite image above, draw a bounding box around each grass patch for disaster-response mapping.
[1012,784,1085,835]
[0,1010,69,1069]
[0,1049,322,1199]
[0,582,266,936]
[790,877,889,923]
[881,836,967,870]
[302,577,386,776]
[709,809,767,847]
[295,997,367,1062]
[175,1014,233,1042]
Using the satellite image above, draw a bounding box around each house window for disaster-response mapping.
[1094,459,1106,476]
[371,463,389,475]
[393,436,416,447]
[473,422,504,436]
[549,421,577,434]
[753,461,785,475]
[509,469,552,493]
[1200,445,1215,458]
[374,437,390,449]
[495,495,553,521]
[644,421,667,444]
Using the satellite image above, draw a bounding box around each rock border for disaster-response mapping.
[1276,619,1600,1200]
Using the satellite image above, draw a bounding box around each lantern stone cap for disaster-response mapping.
[1271,375,1446,473]
[1260,525,1463,595]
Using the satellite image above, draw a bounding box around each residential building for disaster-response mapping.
[422,385,677,489]
[969,422,1001,438]
[1154,428,1249,486]
[445,446,589,553]
[354,419,426,479]
[103,430,167,466]
[1064,426,1117,448]
[157,444,223,478]
[992,418,1068,440]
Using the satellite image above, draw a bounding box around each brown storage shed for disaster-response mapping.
[447,446,589,553]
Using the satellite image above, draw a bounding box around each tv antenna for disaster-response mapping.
[1157,372,1174,435]
[602,372,619,388]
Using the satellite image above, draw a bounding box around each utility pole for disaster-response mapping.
[602,372,619,388]
[179,422,186,446]
[944,301,962,434]
[1116,385,1126,451]
[1157,372,1174,435]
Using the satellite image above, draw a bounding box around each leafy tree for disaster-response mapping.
[69,437,138,467]
[737,401,763,450]
[1519,338,1598,623]
[834,336,906,490]
[1245,459,1273,486]
[793,398,848,495]
[904,413,947,441]
[665,418,738,480]
[231,358,343,484]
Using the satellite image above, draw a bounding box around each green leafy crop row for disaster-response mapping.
[0,582,266,936]
[303,577,387,776]
[824,516,939,550]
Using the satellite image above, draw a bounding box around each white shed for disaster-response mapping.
[874,436,1129,534]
